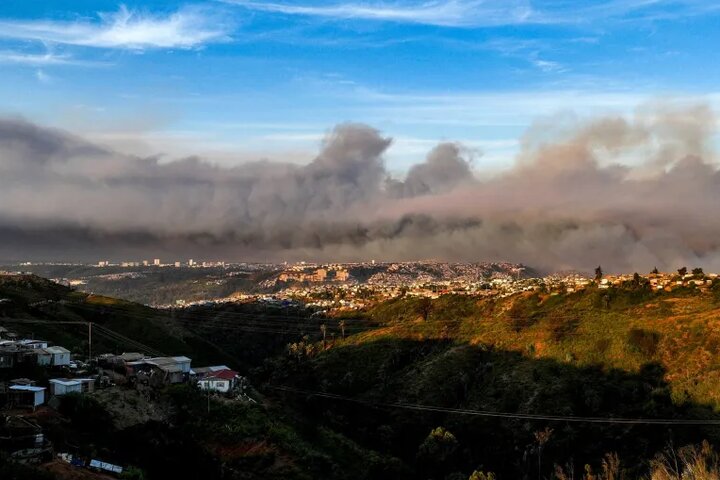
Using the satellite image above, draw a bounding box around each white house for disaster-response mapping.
[45,346,71,366]
[9,385,46,408]
[197,369,239,394]
[49,378,82,396]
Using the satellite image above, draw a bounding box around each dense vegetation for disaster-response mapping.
[260,285,720,479]
[5,275,720,478]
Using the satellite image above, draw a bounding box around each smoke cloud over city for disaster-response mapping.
[1,103,718,273]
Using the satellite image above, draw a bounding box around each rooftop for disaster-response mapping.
[9,385,46,392]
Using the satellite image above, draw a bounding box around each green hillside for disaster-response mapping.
[6,274,720,479]
[260,284,720,479]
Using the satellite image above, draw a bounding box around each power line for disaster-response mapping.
[59,302,376,335]
[91,324,165,356]
[0,317,164,357]
[268,385,720,426]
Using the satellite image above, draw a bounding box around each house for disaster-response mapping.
[147,356,191,383]
[18,339,48,350]
[77,378,96,393]
[32,349,52,367]
[45,346,71,366]
[8,385,46,409]
[197,369,240,394]
[48,379,82,396]
[129,356,192,384]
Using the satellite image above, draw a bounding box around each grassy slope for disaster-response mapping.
[263,285,720,478]
[354,286,720,408]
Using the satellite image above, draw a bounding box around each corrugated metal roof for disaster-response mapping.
[119,352,145,361]
[208,369,238,381]
[49,379,81,386]
[45,346,70,354]
[9,385,46,392]
[192,365,230,375]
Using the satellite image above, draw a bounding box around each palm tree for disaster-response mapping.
[320,324,327,349]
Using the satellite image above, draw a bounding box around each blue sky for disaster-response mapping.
[0,0,718,173]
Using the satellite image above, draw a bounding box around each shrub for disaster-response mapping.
[628,328,660,357]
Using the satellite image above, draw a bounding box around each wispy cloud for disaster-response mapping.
[0,5,231,49]
[225,0,720,27]
[224,0,534,27]
[0,50,106,67]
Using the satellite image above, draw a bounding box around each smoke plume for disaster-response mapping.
[0,103,719,273]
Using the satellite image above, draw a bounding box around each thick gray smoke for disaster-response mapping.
[0,103,719,273]
[387,142,475,197]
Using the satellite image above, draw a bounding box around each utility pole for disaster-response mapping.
[88,322,92,361]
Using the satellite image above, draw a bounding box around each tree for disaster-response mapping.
[534,427,553,480]
[339,319,346,339]
[320,324,327,349]
[416,426,459,477]
[469,471,496,480]
[595,266,603,281]
[416,297,433,321]
[678,267,688,276]
[692,267,704,276]
[633,272,641,285]
[651,266,659,274]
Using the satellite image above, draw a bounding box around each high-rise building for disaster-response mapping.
[153,259,161,266]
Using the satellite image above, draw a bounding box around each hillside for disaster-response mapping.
[6,274,720,479]
[0,274,237,368]
[261,283,720,479]
[0,274,394,480]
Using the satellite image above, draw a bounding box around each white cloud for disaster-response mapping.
[0,5,231,49]
[0,50,105,66]
[225,0,720,27]
[225,0,534,27]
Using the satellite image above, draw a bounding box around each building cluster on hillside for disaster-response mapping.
[0,335,72,371]
[0,324,248,411]
[277,267,350,283]
[0,331,89,411]
[0,320,251,470]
